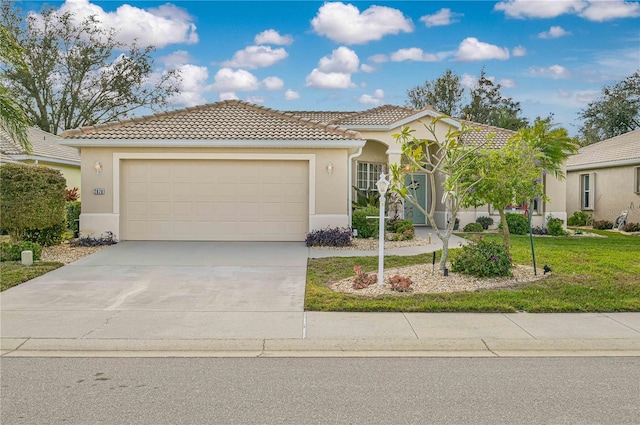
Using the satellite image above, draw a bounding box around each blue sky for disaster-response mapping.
[21,0,640,134]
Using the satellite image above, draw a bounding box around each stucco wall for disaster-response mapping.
[567,164,640,223]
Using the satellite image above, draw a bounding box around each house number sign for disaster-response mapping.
[93,188,106,195]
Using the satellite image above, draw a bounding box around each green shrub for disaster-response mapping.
[498,213,529,235]
[352,207,380,238]
[592,220,614,230]
[546,215,567,236]
[388,219,415,241]
[567,211,592,226]
[475,216,494,230]
[305,227,352,247]
[0,241,42,262]
[66,201,81,233]
[23,220,66,246]
[0,163,66,241]
[463,222,484,233]
[622,222,640,232]
[451,236,513,278]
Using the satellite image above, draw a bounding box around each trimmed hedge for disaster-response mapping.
[498,213,529,235]
[0,241,42,262]
[463,222,484,233]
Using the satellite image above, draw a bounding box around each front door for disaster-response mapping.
[404,174,426,225]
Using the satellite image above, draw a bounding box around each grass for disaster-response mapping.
[305,230,640,312]
[0,261,64,292]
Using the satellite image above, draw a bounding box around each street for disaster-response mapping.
[1,357,639,424]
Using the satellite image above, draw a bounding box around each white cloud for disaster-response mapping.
[222,46,288,69]
[318,47,360,73]
[210,68,260,92]
[390,48,440,62]
[419,8,463,27]
[262,76,284,91]
[512,46,527,57]
[369,54,389,64]
[159,50,192,67]
[579,0,640,21]
[538,26,571,39]
[359,89,385,106]
[311,2,413,44]
[305,69,355,89]
[246,96,265,104]
[499,78,516,88]
[56,0,198,48]
[219,92,239,101]
[494,0,585,19]
[254,29,293,45]
[461,73,477,88]
[360,64,375,73]
[284,89,300,100]
[454,37,510,61]
[528,65,571,79]
[168,64,209,107]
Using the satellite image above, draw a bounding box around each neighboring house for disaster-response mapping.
[61,100,566,241]
[0,126,81,190]
[566,129,640,223]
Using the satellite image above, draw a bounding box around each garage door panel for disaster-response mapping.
[122,159,308,241]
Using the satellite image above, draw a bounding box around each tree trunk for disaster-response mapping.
[440,232,450,271]
[499,209,510,250]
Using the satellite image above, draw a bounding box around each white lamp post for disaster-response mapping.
[375,173,389,286]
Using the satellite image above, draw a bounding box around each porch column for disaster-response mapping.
[386,149,402,168]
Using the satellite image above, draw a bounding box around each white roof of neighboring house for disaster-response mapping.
[0,127,80,165]
[566,129,640,170]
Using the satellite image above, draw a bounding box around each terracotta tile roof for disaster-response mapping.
[330,105,418,126]
[284,111,358,123]
[459,120,516,148]
[62,100,361,140]
[0,127,80,163]
[566,129,640,168]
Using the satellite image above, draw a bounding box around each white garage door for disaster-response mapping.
[121,159,308,241]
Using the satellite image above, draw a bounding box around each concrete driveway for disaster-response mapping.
[1,242,308,339]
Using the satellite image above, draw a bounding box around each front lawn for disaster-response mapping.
[305,230,640,312]
[0,262,63,292]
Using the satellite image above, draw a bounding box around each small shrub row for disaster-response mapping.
[23,220,66,246]
[389,274,413,292]
[352,206,379,238]
[69,232,118,247]
[305,227,352,247]
[567,211,592,226]
[475,216,494,230]
[622,222,640,232]
[592,220,614,230]
[546,215,567,236]
[352,265,377,289]
[0,241,42,262]
[463,222,484,233]
[451,236,513,278]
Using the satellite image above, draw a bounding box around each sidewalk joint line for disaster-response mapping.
[402,313,419,339]
[502,313,537,339]
[601,313,640,335]
[481,339,499,357]
[2,337,31,356]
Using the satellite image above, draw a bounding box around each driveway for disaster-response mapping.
[1,242,308,339]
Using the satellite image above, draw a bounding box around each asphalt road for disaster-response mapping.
[1,357,639,424]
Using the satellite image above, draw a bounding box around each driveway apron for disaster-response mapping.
[0,242,308,340]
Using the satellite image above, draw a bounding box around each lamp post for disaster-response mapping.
[375,173,389,286]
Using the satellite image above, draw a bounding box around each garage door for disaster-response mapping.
[121,159,308,241]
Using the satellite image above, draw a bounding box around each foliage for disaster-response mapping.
[546,215,567,236]
[352,265,377,289]
[352,186,380,209]
[0,163,66,241]
[387,219,415,241]
[567,211,592,226]
[0,23,30,152]
[451,236,513,278]
[352,206,380,239]
[1,261,63,291]
[463,222,484,233]
[0,240,42,261]
[531,226,549,235]
[622,222,640,232]
[0,2,181,135]
[578,71,640,146]
[390,120,491,270]
[498,213,529,235]
[461,69,528,130]
[389,274,413,292]
[476,216,494,230]
[305,227,352,247]
[592,220,614,230]
[66,202,81,233]
[65,187,80,202]
[24,220,66,246]
[405,69,464,117]
[69,231,118,247]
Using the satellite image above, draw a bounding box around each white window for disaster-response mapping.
[635,167,640,194]
[581,173,594,210]
[357,162,386,190]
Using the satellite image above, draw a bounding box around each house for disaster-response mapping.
[60,100,566,241]
[0,126,81,190]
[566,129,640,223]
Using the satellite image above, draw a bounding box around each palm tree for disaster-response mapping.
[0,24,30,152]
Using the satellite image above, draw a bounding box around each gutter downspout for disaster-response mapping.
[347,145,364,228]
